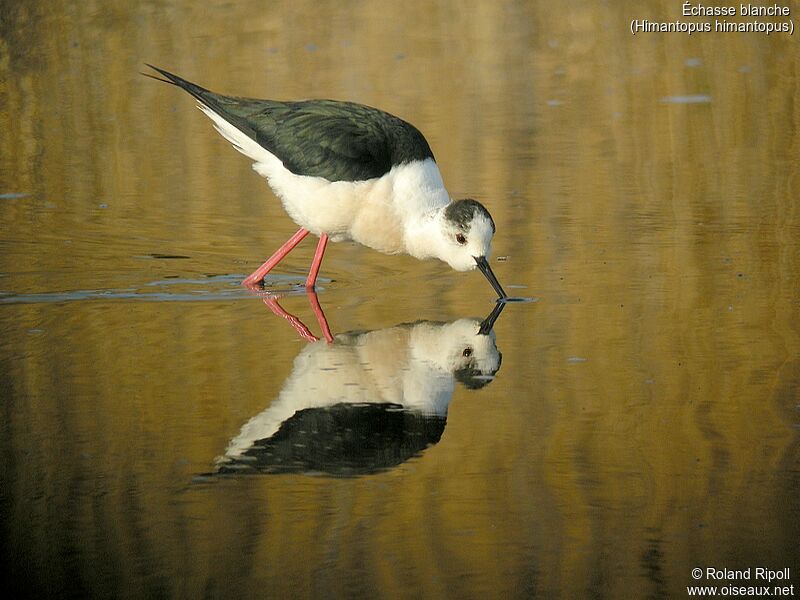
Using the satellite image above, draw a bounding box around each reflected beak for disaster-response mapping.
[474,256,507,299]
[478,300,506,335]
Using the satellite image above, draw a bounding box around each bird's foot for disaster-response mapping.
[241,275,265,289]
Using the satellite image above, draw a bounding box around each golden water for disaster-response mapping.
[1,1,798,598]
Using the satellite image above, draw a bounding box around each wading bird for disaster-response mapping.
[146,65,506,298]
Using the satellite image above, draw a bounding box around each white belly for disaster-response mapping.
[254,154,451,256]
[253,153,405,253]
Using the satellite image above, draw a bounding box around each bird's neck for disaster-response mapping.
[384,159,448,259]
[404,207,445,260]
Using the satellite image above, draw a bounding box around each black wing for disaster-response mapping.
[146,65,435,182]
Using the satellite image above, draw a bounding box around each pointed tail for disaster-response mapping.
[143,64,260,144]
[143,64,215,105]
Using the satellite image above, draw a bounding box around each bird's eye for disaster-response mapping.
[462,347,472,357]
[456,233,467,245]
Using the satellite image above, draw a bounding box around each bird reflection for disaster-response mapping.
[213,296,504,477]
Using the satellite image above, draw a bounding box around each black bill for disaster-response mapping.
[474,256,507,299]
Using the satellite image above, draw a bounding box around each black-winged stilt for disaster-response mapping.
[145,65,507,298]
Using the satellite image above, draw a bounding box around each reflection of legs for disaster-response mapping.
[242,228,309,287]
[261,296,319,343]
[256,290,333,344]
[305,234,328,289]
[307,290,334,343]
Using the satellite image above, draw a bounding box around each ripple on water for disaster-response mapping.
[660,94,712,104]
[0,274,259,304]
[499,296,537,304]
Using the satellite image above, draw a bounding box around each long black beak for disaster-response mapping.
[478,300,506,335]
[474,256,507,299]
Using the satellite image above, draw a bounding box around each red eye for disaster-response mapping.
[456,233,467,245]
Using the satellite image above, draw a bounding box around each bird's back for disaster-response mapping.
[148,66,435,182]
[212,97,435,181]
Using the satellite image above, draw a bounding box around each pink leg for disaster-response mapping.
[307,290,334,343]
[242,228,309,287]
[305,233,329,289]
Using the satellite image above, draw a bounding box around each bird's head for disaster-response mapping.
[436,199,506,298]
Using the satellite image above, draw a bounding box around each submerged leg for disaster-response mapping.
[242,228,309,287]
[305,233,329,290]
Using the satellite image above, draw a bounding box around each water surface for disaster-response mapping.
[1,1,799,598]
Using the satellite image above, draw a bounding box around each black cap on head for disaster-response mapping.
[444,199,496,233]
